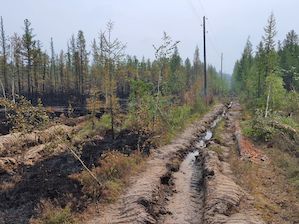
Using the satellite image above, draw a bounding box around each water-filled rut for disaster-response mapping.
[163,150,204,224]
[87,104,226,224]
[162,115,222,224]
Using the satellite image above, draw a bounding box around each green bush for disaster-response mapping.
[75,114,112,140]
[42,207,74,224]
[31,201,75,224]
[167,105,191,130]
[0,96,49,133]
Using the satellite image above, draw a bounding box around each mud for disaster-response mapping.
[201,102,265,224]
[87,104,226,224]
[163,150,204,224]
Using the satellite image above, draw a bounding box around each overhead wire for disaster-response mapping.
[186,0,223,70]
[197,0,223,66]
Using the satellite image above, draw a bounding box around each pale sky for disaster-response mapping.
[0,0,298,74]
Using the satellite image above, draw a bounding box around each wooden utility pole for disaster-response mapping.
[203,16,207,99]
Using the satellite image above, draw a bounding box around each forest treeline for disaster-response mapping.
[0,17,229,140]
[232,13,299,115]
[0,17,227,106]
[232,13,299,161]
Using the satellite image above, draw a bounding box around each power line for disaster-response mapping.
[186,0,224,72]
[186,0,202,20]
[197,0,222,56]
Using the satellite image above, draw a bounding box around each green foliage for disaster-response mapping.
[75,114,112,140]
[192,97,208,114]
[31,201,74,224]
[75,151,144,201]
[246,110,276,141]
[265,73,286,111]
[0,96,49,133]
[41,207,74,224]
[167,105,191,130]
[285,91,299,115]
[126,80,154,126]
[232,13,299,129]
[243,109,299,143]
[269,148,299,191]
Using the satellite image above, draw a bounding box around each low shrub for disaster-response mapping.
[73,151,144,202]
[244,109,299,143]
[0,96,49,133]
[75,114,112,140]
[30,200,75,224]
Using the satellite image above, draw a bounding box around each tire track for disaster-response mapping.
[87,104,225,224]
[163,150,204,224]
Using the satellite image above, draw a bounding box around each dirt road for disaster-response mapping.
[88,102,266,224]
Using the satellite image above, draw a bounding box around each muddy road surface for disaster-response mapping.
[88,103,265,224]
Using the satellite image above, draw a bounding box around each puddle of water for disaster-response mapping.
[185,150,199,164]
[164,149,204,223]
[204,130,212,141]
[196,114,225,149]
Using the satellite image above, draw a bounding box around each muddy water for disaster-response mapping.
[163,115,223,224]
[163,150,204,224]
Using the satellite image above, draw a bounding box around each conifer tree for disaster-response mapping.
[22,19,36,96]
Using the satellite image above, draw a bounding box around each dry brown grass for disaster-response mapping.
[30,200,75,224]
[229,145,299,223]
[70,151,145,202]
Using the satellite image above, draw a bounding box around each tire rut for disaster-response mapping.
[87,104,225,224]
[162,150,204,224]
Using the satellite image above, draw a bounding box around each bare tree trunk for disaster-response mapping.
[0,79,7,118]
[265,84,271,118]
[0,79,6,98]
[108,61,114,140]
[12,77,15,104]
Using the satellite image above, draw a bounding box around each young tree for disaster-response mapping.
[100,21,126,139]
[153,32,180,97]
[193,45,201,82]
[265,73,285,117]
[184,58,192,87]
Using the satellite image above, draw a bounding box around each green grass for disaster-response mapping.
[31,202,75,224]
[268,147,299,191]
[75,114,112,140]
[72,151,145,202]
[213,119,225,143]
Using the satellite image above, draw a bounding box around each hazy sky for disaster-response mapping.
[0,0,298,74]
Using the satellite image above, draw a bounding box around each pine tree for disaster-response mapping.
[280,30,299,90]
[22,19,36,96]
[77,30,88,95]
[262,13,278,77]
[193,45,201,82]
[100,21,126,139]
